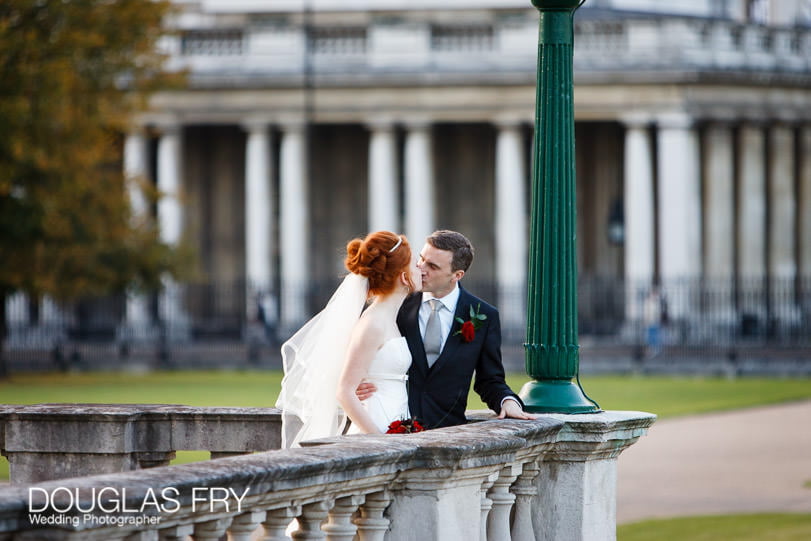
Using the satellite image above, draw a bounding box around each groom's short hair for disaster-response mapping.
[427,230,474,272]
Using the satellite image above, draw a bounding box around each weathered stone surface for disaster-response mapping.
[0,405,283,484]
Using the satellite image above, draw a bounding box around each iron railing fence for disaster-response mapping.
[3,276,810,371]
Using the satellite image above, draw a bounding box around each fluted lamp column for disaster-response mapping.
[520,0,599,413]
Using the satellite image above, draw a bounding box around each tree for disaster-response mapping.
[0,0,188,377]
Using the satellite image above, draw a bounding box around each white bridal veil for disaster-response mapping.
[276,273,369,447]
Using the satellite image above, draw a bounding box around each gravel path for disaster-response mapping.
[617,400,811,524]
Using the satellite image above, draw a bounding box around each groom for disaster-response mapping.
[360,230,536,428]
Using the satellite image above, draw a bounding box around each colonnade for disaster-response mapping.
[122,118,530,335]
[622,113,811,329]
[12,113,807,340]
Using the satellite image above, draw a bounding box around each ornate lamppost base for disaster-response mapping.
[519,379,601,414]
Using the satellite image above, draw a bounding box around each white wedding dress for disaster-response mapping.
[278,274,415,446]
[347,336,412,434]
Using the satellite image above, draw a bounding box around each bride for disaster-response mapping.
[276,231,421,447]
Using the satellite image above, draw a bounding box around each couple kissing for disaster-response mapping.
[277,230,536,448]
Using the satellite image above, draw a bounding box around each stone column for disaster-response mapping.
[243,119,276,340]
[495,120,527,334]
[800,126,811,313]
[800,126,811,273]
[5,293,30,329]
[403,119,434,247]
[367,119,399,233]
[737,123,767,320]
[157,123,183,247]
[621,114,655,322]
[279,120,309,332]
[703,121,736,327]
[656,112,701,319]
[768,123,798,323]
[156,121,189,341]
[125,128,151,220]
[122,128,154,340]
[39,296,67,329]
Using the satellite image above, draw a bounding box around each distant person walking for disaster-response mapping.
[643,287,665,358]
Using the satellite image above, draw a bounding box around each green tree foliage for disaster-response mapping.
[0,0,189,375]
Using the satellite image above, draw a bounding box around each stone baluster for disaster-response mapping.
[510,460,541,541]
[486,463,521,541]
[292,500,332,540]
[158,524,194,540]
[479,471,499,541]
[353,491,391,541]
[194,517,233,540]
[323,494,365,541]
[261,505,301,541]
[230,510,267,541]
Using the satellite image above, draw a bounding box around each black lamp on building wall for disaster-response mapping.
[607,198,624,245]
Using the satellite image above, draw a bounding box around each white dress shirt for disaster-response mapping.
[418,285,460,353]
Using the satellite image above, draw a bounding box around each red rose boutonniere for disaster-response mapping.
[386,418,425,434]
[454,303,487,343]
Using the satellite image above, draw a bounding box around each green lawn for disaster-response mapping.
[2,371,810,417]
[617,513,811,541]
[0,370,285,407]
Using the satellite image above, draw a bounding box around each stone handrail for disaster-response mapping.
[0,409,654,540]
[0,404,282,484]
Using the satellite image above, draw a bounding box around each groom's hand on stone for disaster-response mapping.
[355,382,377,401]
[498,398,540,420]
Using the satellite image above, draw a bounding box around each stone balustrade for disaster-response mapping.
[0,404,282,484]
[165,13,811,86]
[0,408,654,540]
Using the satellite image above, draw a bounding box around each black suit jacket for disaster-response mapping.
[397,286,522,428]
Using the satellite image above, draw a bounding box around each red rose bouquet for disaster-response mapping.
[386,418,425,434]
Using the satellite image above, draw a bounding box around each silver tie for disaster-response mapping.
[424,299,442,368]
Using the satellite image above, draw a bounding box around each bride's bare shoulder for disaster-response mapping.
[351,311,387,346]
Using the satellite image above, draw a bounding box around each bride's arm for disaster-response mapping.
[336,321,383,434]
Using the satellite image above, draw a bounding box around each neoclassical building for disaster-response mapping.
[10,0,811,350]
[122,0,811,342]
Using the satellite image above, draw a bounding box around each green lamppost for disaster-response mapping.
[519,0,600,413]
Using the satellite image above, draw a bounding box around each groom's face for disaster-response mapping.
[417,243,464,298]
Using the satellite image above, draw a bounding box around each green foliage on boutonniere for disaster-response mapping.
[454,303,487,342]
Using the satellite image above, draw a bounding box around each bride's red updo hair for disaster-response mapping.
[345,231,412,297]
